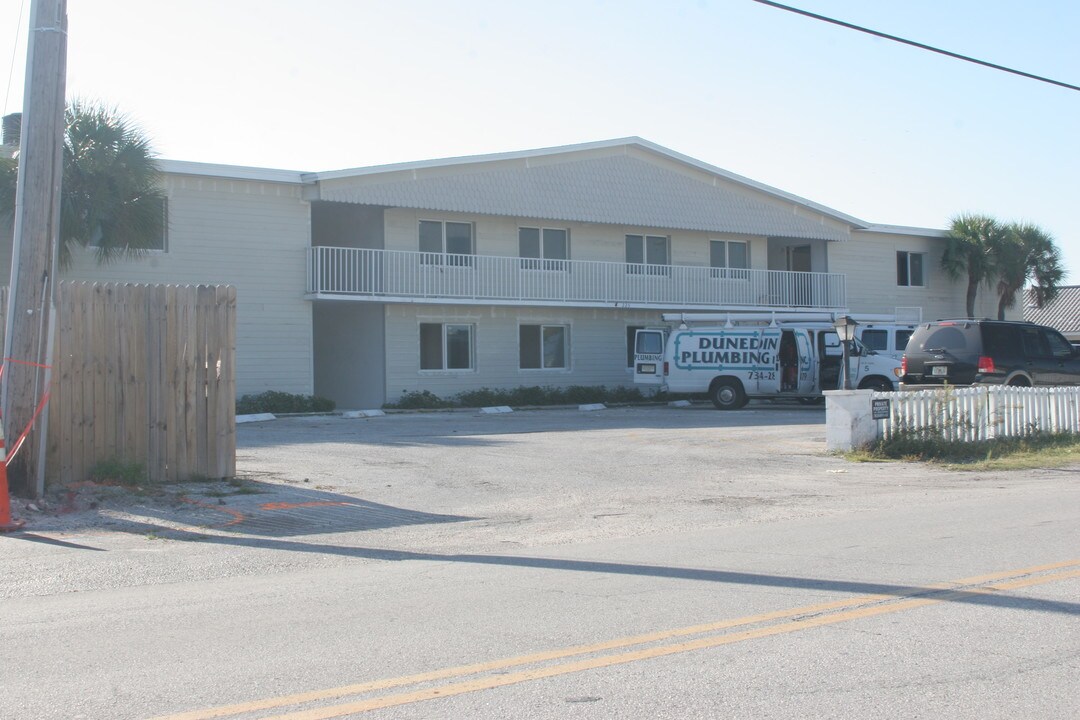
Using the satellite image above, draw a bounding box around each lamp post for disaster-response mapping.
[834,315,859,390]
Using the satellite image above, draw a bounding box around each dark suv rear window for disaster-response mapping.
[915,325,972,352]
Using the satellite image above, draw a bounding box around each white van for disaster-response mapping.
[855,323,917,360]
[634,324,901,409]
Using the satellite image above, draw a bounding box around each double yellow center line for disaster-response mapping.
[154,559,1080,720]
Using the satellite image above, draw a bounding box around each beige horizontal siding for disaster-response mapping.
[381,207,767,269]
[836,230,1008,321]
[61,174,314,397]
[384,304,664,403]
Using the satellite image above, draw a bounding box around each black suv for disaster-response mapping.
[900,320,1080,387]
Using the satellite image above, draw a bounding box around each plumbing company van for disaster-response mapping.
[633,322,902,409]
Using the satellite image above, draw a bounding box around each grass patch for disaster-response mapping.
[228,486,266,495]
[849,432,1080,471]
[88,458,147,486]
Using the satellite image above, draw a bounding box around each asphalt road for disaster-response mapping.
[2,405,1077,719]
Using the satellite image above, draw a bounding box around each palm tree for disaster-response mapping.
[1,101,165,267]
[993,222,1063,320]
[941,213,1009,318]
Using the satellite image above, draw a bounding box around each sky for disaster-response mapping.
[3,0,1078,281]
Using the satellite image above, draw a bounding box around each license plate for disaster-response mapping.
[931,366,948,377]
[637,363,656,374]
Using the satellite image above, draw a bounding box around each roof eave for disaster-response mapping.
[158,159,307,184]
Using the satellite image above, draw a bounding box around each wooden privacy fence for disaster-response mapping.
[878,385,1080,442]
[2,282,236,484]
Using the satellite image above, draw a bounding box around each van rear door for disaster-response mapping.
[633,329,666,385]
[794,330,816,394]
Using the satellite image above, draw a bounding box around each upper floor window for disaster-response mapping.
[896,251,925,287]
[519,227,569,270]
[710,240,749,277]
[89,196,168,252]
[420,322,474,370]
[625,234,669,275]
[420,220,473,266]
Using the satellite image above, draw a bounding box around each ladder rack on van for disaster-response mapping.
[660,309,921,328]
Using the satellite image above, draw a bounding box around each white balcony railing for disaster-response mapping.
[307,246,847,309]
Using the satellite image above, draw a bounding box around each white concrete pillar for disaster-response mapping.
[824,389,881,452]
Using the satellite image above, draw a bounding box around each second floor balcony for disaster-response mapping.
[306,246,847,310]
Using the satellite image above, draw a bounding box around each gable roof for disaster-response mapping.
[313,149,852,241]
[157,137,945,243]
[1024,286,1080,336]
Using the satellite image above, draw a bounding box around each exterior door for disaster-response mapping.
[795,330,815,393]
[787,245,812,305]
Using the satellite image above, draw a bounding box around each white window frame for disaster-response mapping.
[625,233,670,276]
[419,220,474,266]
[518,226,570,271]
[519,323,570,370]
[710,239,749,278]
[896,250,926,287]
[419,322,475,372]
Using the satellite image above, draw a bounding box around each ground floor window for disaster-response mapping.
[520,324,568,369]
[420,323,473,370]
[896,251,925,287]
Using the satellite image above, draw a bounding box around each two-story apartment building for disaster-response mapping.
[52,137,1003,409]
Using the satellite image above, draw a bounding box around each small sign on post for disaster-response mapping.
[871,398,891,421]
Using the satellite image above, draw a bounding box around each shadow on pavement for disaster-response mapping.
[4,479,474,539]
[77,523,1080,618]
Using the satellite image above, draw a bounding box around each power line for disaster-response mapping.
[751,0,1080,93]
[4,0,29,115]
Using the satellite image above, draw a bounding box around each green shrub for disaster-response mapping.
[455,387,506,407]
[385,384,659,410]
[605,385,650,403]
[236,391,335,414]
[385,389,456,409]
[506,385,552,406]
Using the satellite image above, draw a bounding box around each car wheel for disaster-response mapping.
[710,378,747,410]
[1007,376,1031,387]
[858,377,893,392]
[797,396,825,405]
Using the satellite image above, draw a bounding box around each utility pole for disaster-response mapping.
[2,0,67,497]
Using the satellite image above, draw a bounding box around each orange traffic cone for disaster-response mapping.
[0,419,26,532]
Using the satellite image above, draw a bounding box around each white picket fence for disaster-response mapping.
[876,386,1080,442]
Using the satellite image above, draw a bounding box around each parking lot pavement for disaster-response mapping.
[4,402,1077,602]
[8,402,1074,555]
